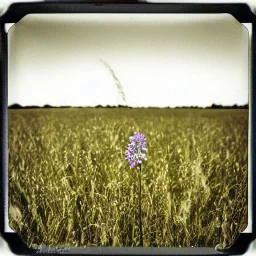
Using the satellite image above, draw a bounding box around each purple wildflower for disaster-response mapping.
[125,132,147,168]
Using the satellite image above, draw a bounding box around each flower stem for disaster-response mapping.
[139,164,143,246]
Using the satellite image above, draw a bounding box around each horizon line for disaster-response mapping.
[8,103,249,109]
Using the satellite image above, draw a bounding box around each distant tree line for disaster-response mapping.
[175,104,248,109]
[8,103,249,109]
[205,104,248,109]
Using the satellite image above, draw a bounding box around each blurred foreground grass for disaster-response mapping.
[8,108,248,248]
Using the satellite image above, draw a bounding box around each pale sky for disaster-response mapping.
[8,14,249,107]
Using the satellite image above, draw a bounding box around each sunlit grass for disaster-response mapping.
[8,108,248,248]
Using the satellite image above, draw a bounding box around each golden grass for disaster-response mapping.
[8,108,248,248]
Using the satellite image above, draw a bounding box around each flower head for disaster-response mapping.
[125,132,147,168]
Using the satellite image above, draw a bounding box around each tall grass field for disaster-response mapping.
[8,108,248,248]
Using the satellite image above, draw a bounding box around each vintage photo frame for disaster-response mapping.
[0,1,255,255]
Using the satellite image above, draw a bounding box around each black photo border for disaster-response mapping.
[0,1,255,255]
